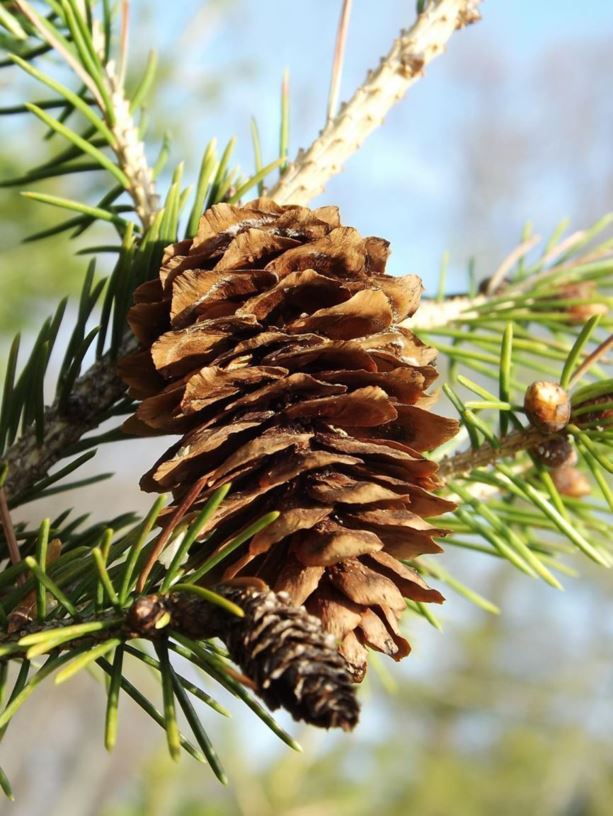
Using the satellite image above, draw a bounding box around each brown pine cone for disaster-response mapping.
[120,198,458,680]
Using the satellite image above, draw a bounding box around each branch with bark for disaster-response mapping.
[269,0,482,205]
[436,426,551,481]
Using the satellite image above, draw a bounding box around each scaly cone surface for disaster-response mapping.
[120,198,459,681]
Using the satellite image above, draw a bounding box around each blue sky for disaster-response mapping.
[135,0,613,296]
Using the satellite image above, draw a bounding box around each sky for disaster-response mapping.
[131,0,613,294]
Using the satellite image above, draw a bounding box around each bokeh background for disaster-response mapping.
[1,1,613,814]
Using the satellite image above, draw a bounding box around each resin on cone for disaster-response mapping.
[120,198,459,680]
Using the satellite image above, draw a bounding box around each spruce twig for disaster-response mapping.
[2,337,136,500]
[403,294,486,330]
[105,59,159,229]
[0,586,360,732]
[0,0,482,506]
[437,427,553,480]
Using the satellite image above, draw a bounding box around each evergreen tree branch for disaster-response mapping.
[0,290,486,504]
[268,0,482,205]
[0,570,358,732]
[0,0,482,506]
[436,426,552,480]
[3,338,135,501]
[13,0,104,108]
[12,0,159,231]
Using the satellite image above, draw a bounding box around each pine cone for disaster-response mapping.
[120,198,458,680]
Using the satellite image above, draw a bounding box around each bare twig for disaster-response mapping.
[106,61,159,229]
[269,0,482,205]
[509,240,613,297]
[541,229,585,266]
[326,0,353,124]
[485,234,541,295]
[569,333,613,388]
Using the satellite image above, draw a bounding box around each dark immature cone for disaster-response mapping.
[120,198,459,682]
[532,436,576,469]
[166,584,359,730]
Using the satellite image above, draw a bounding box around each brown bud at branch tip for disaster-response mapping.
[524,381,571,433]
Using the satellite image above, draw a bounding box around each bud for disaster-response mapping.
[524,381,571,432]
[127,595,168,635]
[550,466,591,498]
[558,282,608,325]
[572,393,613,429]
[478,275,508,296]
[533,436,576,469]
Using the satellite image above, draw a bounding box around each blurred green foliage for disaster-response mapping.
[97,563,613,816]
[0,146,85,332]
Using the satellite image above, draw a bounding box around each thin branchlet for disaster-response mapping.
[3,338,136,500]
[105,61,159,230]
[436,426,554,481]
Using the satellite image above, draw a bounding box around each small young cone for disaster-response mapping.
[168,585,360,730]
[128,586,360,730]
[120,198,458,680]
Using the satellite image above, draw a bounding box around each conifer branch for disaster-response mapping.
[13,1,159,231]
[404,294,486,330]
[0,584,359,732]
[269,0,482,205]
[0,290,489,504]
[436,426,552,481]
[0,0,483,508]
[3,338,136,501]
[0,4,611,793]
